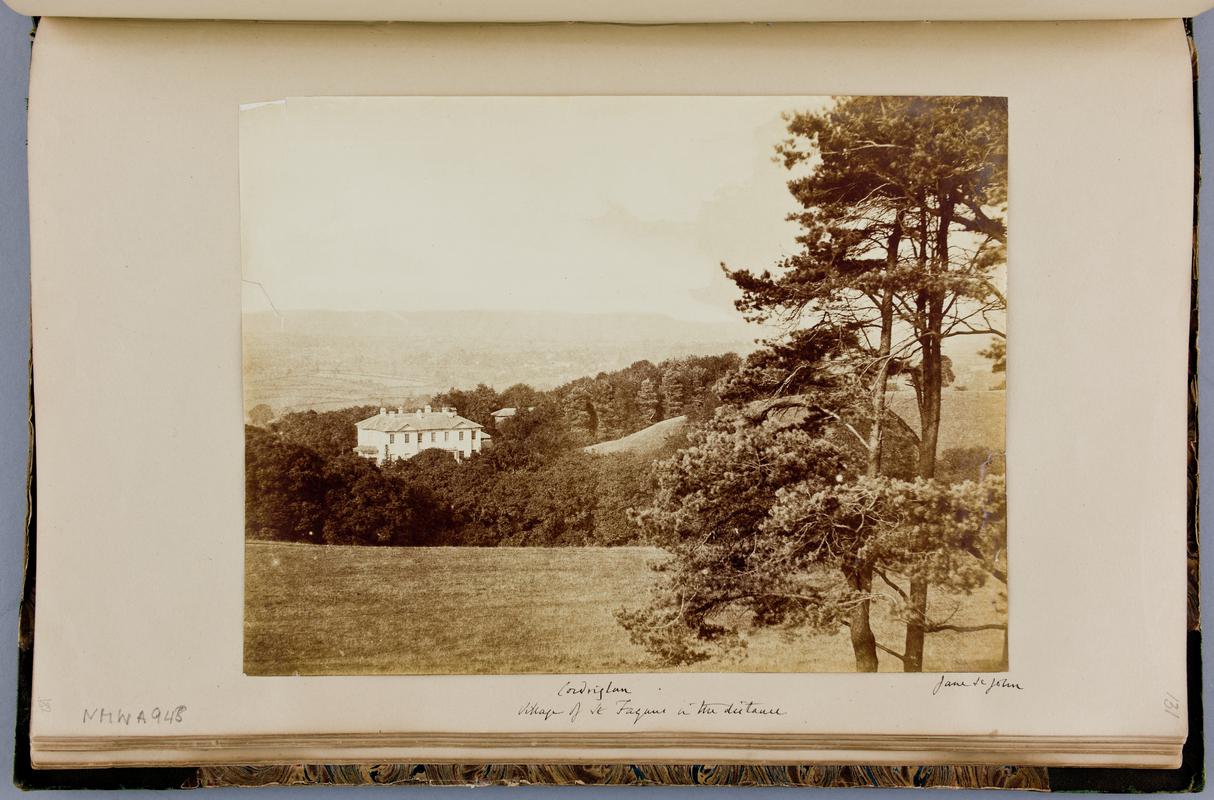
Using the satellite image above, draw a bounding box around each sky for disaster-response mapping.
[239,96,834,325]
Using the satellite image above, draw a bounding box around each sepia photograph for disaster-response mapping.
[240,95,1008,676]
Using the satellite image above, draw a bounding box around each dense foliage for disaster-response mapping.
[243,358,716,547]
[618,407,851,664]
[245,425,450,547]
[427,354,740,443]
[620,96,1009,672]
[553,354,741,443]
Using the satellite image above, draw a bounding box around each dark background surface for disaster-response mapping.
[0,7,1208,796]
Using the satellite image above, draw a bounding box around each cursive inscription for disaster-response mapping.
[516,680,787,726]
[931,674,1024,696]
[556,680,632,702]
[685,699,787,717]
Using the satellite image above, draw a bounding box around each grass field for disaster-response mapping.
[244,541,1006,675]
[888,389,1005,453]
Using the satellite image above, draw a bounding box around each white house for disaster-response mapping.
[353,405,485,464]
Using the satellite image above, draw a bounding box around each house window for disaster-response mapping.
[458,431,464,440]
[389,433,395,444]
[403,433,411,443]
[444,431,450,441]
[430,432,437,442]
[471,430,477,440]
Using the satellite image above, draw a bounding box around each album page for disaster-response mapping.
[26,17,1191,767]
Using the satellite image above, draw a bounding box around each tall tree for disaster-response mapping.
[636,378,659,425]
[726,96,1008,671]
[660,365,686,419]
[563,382,598,441]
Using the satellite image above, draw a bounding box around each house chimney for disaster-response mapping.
[424,405,432,414]
[379,406,386,415]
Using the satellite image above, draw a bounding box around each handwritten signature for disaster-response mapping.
[931,674,1024,696]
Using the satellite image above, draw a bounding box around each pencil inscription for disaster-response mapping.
[81,705,187,725]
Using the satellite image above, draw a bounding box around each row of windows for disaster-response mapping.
[387,429,478,445]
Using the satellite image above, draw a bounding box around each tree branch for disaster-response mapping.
[874,568,908,602]
[874,640,907,662]
[926,623,1007,634]
[962,543,1008,583]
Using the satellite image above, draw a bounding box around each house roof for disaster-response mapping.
[356,410,484,433]
[491,406,535,417]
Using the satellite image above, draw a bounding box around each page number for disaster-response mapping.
[36,698,51,713]
[1163,692,1181,719]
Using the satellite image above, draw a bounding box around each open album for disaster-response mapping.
[16,0,1203,782]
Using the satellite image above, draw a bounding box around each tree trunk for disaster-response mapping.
[865,217,902,479]
[902,578,929,672]
[847,563,880,672]
[854,219,904,671]
[904,194,953,673]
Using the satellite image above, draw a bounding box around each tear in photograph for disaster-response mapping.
[240,96,1008,675]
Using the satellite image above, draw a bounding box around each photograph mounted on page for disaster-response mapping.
[239,95,1008,676]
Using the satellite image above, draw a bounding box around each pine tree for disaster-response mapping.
[725,96,1007,671]
[636,378,659,425]
[660,365,685,419]
[563,383,597,441]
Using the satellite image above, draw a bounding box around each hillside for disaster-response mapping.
[584,415,688,456]
[582,389,1005,457]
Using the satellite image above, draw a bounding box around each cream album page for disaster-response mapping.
[27,17,1190,767]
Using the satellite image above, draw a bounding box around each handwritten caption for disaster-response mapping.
[517,680,786,726]
[81,705,188,726]
[931,674,1024,696]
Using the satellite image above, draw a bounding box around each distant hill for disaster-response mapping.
[584,415,689,457]
[243,310,757,413]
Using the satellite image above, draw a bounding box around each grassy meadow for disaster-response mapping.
[244,541,1006,675]
[888,388,1005,453]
